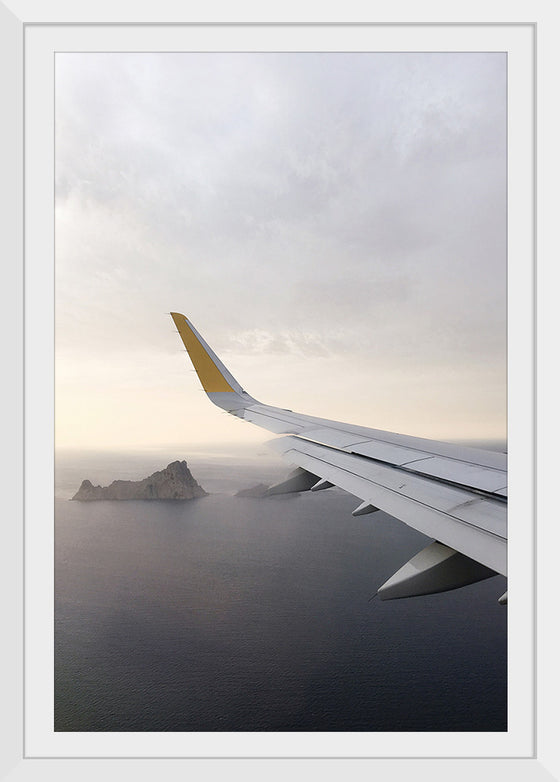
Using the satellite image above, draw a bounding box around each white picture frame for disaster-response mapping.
[2,2,552,779]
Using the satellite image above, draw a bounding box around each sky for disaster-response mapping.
[55,52,506,454]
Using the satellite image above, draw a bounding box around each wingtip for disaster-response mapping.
[170,312,239,394]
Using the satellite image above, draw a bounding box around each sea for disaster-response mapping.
[54,446,507,733]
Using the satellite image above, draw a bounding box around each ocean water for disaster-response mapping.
[54,449,507,732]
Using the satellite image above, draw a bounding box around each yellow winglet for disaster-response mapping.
[170,312,235,393]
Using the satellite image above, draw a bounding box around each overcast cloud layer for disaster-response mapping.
[55,53,506,451]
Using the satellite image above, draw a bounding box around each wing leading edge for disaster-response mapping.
[170,312,507,602]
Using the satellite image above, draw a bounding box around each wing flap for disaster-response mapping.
[240,404,507,497]
[268,435,506,576]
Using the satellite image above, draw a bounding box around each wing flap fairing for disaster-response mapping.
[352,501,380,516]
[376,541,497,600]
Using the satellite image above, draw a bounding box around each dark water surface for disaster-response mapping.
[55,451,507,732]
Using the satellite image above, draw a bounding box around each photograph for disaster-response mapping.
[53,50,509,733]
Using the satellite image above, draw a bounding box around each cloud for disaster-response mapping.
[55,52,506,447]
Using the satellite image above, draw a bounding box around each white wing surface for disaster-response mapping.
[171,312,507,602]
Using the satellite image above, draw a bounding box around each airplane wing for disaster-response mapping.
[171,312,507,602]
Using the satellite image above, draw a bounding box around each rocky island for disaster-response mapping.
[235,483,270,498]
[72,460,207,501]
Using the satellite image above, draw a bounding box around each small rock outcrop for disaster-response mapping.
[235,483,270,498]
[72,460,207,501]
